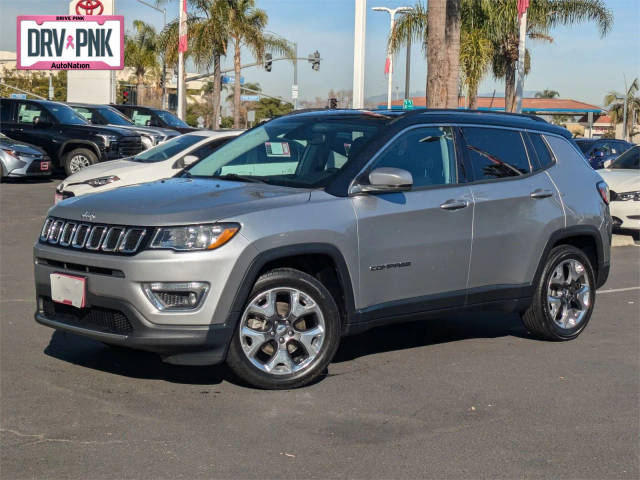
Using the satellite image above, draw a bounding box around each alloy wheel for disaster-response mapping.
[238,287,326,375]
[69,154,91,173]
[546,258,592,329]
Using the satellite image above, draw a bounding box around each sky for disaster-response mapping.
[1,0,639,107]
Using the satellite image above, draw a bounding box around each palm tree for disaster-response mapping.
[483,0,612,112]
[445,0,462,108]
[159,1,231,128]
[227,0,293,128]
[604,78,640,141]
[459,28,492,109]
[124,20,160,105]
[535,89,559,98]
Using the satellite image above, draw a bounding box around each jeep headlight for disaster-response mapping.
[616,190,640,201]
[149,223,240,251]
[97,134,118,148]
[85,175,120,187]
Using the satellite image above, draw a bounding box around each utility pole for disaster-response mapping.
[177,0,187,120]
[373,6,412,109]
[622,75,629,141]
[293,42,298,110]
[515,1,529,113]
[404,35,411,100]
[48,74,54,100]
[352,0,366,109]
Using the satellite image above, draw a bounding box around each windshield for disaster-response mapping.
[575,140,592,154]
[154,109,189,127]
[132,134,204,163]
[186,115,387,188]
[609,146,639,170]
[47,103,87,125]
[97,107,133,126]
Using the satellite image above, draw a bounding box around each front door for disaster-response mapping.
[14,102,58,158]
[352,125,474,313]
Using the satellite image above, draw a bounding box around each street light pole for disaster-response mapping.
[404,35,411,100]
[352,0,367,109]
[373,6,412,109]
[136,0,167,109]
[622,75,629,141]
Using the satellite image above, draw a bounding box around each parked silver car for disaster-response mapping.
[34,110,612,389]
[0,132,51,181]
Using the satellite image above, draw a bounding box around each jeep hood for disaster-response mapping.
[51,177,312,226]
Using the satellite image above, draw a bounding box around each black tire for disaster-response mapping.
[226,268,341,389]
[63,148,98,177]
[522,245,596,341]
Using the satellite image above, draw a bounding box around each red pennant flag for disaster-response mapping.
[517,0,530,18]
[178,0,188,53]
[384,57,390,75]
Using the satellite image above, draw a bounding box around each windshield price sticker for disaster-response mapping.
[265,142,291,157]
[17,15,124,70]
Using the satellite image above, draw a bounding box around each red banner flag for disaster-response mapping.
[178,0,188,53]
[384,57,390,75]
[517,0,530,18]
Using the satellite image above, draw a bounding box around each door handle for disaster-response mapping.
[530,189,553,199]
[440,199,469,211]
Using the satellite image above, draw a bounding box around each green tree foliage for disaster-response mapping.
[0,70,67,101]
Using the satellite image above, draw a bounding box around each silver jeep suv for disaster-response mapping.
[34,110,612,389]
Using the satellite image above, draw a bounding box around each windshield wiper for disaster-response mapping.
[211,173,267,184]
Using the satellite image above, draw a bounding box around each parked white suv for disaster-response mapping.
[55,130,242,202]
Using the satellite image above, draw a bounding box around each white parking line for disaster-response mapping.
[597,286,640,294]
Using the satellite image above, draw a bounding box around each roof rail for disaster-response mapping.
[378,107,548,123]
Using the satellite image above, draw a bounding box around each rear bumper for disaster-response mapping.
[35,293,234,365]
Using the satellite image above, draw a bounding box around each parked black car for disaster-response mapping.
[111,104,199,134]
[575,138,634,169]
[68,103,179,150]
[0,98,144,176]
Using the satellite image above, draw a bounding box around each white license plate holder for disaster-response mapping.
[50,273,86,308]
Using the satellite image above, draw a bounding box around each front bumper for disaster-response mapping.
[610,200,640,231]
[5,155,52,178]
[33,235,256,365]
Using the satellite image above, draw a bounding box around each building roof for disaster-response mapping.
[380,97,605,114]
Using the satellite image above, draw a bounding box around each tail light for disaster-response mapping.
[597,181,610,205]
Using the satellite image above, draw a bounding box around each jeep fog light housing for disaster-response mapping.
[150,223,240,251]
[143,282,209,311]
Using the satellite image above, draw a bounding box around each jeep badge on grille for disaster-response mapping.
[81,211,96,221]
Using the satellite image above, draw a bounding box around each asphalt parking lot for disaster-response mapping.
[1,177,639,479]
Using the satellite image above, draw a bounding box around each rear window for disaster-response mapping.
[461,127,531,180]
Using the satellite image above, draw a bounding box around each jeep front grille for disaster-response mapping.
[40,217,147,254]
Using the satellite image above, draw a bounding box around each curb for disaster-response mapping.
[612,234,639,247]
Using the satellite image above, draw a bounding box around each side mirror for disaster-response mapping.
[350,167,413,194]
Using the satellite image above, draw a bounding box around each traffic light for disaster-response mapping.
[264,53,272,72]
[309,51,320,71]
[122,89,130,104]
[329,98,338,109]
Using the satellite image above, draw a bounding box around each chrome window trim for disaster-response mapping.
[348,122,571,195]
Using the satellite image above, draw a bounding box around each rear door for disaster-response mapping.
[352,125,474,311]
[461,127,565,301]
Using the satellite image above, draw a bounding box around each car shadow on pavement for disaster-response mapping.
[44,331,229,385]
[44,311,530,385]
[333,311,530,363]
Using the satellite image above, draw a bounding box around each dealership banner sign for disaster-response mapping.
[17,15,124,70]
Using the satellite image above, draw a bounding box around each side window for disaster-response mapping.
[17,103,52,125]
[527,133,555,170]
[461,127,530,180]
[0,101,14,123]
[189,138,229,160]
[131,109,152,126]
[74,107,95,123]
[369,126,457,188]
[593,142,611,155]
